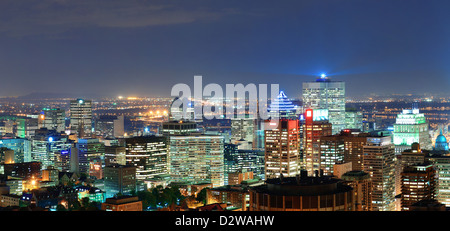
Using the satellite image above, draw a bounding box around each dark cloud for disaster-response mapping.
[0,0,244,37]
[0,0,449,98]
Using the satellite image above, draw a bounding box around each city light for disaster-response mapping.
[0,1,448,221]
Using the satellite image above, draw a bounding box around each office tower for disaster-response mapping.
[125,136,168,180]
[231,115,255,150]
[268,91,299,119]
[105,146,126,166]
[400,163,436,211]
[3,120,14,134]
[4,178,24,195]
[103,164,137,198]
[70,98,93,137]
[54,149,71,172]
[341,171,373,211]
[31,129,71,169]
[342,131,370,171]
[302,75,345,134]
[161,120,198,136]
[362,135,396,211]
[15,116,38,139]
[264,119,300,180]
[345,108,364,131]
[224,143,265,183]
[396,143,428,195]
[249,173,355,211]
[393,107,432,154]
[320,135,345,176]
[168,135,224,187]
[302,109,332,175]
[95,115,124,138]
[398,143,427,168]
[427,155,450,206]
[76,138,105,176]
[38,108,66,133]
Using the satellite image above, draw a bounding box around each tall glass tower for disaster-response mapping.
[302,75,345,134]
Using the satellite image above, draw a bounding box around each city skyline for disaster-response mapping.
[0,0,450,99]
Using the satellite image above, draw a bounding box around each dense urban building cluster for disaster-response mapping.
[0,75,448,212]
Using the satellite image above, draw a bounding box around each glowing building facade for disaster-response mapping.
[302,109,332,175]
[393,108,432,153]
[168,135,224,187]
[400,164,436,211]
[264,119,300,180]
[125,136,168,181]
[362,136,396,211]
[302,75,345,134]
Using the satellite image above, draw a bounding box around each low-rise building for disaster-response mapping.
[101,196,142,211]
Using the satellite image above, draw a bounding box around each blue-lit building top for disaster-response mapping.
[315,73,331,82]
[435,129,449,152]
[268,91,299,119]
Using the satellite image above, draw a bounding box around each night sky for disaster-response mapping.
[0,0,449,99]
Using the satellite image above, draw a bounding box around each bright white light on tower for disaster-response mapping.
[321,73,327,78]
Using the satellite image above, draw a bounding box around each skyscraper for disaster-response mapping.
[362,135,396,211]
[302,75,345,134]
[231,115,255,150]
[70,99,93,137]
[38,108,66,133]
[302,109,332,175]
[125,136,168,181]
[264,119,300,180]
[168,135,224,187]
[345,108,364,131]
[76,138,105,176]
[400,163,436,211]
[320,135,345,176]
[0,138,32,163]
[31,130,71,170]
